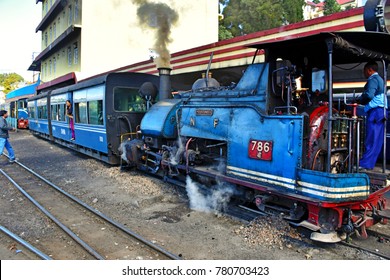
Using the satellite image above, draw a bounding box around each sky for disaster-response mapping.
[0,0,42,82]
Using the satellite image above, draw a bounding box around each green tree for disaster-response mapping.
[0,73,24,94]
[219,24,234,41]
[282,0,305,24]
[323,0,341,16]
[219,0,305,38]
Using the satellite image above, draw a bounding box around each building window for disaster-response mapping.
[68,5,73,26]
[45,32,48,47]
[49,60,52,76]
[73,42,79,65]
[49,26,52,43]
[53,23,56,39]
[67,47,72,66]
[75,0,79,22]
[44,63,47,78]
[45,1,48,14]
[53,57,56,75]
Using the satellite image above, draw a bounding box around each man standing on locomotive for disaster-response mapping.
[357,61,387,170]
[0,110,17,163]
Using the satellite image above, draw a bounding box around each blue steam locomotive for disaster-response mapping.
[121,35,390,242]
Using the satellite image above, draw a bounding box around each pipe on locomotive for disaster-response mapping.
[158,67,172,100]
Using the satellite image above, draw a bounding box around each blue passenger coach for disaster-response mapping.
[29,72,160,164]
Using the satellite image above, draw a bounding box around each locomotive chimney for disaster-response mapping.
[158,67,172,100]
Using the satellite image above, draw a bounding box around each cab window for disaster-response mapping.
[114,87,146,112]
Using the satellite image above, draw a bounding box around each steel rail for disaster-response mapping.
[365,228,390,244]
[0,168,105,260]
[5,157,181,260]
[0,225,52,260]
[340,240,390,260]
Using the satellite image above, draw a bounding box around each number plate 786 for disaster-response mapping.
[248,140,273,161]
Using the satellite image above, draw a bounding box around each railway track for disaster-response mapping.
[0,158,181,260]
[339,227,390,260]
[0,225,52,260]
[222,193,390,259]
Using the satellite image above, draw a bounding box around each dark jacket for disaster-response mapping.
[0,117,13,138]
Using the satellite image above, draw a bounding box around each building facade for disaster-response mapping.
[30,0,219,87]
[303,0,367,20]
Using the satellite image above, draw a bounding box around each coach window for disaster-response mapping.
[75,102,87,123]
[114,87,146,113]
[28,103,35,119]
[88,100,103,125]
[51,104,58,120]
[10,102,16,118]
[38,105,48,119]
[58,103,66,121]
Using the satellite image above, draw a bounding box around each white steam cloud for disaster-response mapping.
[185,176,235,214]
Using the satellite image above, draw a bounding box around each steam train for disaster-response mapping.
[28,1,390,243]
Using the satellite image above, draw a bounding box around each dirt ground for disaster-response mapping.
[0,130,388,260]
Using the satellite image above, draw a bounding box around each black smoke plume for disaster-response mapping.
[132,0,179,68]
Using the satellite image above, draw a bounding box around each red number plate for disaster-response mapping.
[248,140,273,161]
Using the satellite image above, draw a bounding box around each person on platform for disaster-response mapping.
[0,110,17,163]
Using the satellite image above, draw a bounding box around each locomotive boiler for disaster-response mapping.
[121,1,390,242]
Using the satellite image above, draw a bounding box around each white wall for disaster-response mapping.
[79,0,218,79]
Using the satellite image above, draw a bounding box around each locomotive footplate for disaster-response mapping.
[363,170,389,187]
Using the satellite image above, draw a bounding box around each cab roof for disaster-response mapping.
[247,31,390,65]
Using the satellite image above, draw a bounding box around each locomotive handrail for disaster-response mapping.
[120,132,138,143]
[343,93,359,118]
[180,103,267,117]
[288,121,295,155]
[381,59,388,173]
